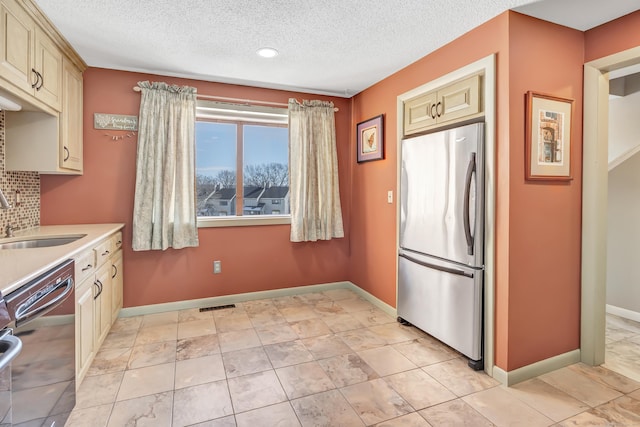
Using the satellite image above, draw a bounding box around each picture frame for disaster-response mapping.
[357,114,384,163]
[525,91,574,181]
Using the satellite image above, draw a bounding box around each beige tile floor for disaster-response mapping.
[66,289,640,426]
[604,313,640,383]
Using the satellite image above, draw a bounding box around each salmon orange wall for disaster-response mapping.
[584,10,640,63]
[350,11,586,371]
[40,68,351,307]
[506,12,584,370]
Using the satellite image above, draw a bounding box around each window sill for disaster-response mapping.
[198,215,291,228]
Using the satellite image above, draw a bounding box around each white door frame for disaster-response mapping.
[581,46,640,365]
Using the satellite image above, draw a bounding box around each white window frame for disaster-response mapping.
[196,100,291,228]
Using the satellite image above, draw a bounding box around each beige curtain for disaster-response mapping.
[288,99,344,242]
[132,81,199,250]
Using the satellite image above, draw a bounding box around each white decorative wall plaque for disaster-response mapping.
[94,113,138,131]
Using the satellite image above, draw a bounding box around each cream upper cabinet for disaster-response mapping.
[34,26,62,110]
[4,52,83,174]
[437,75,481,125]
[1,0,85,175]
[404,90,438,135]
[0,0,35,95]
[60,57,83,172]
[404,74,482,136]
[0,0,62,111]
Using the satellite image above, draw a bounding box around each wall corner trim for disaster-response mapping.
[492,349,581,386]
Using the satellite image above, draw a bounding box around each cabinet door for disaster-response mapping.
[404,91,438,136]
[34,27,62,111]
[111,250,123,321]
[0,0,35,93]
[76,280,95,384]
[94,263,112,348]
[60,58,83,172]
[437,74,481,125]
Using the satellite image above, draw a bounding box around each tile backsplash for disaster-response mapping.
[0,110,40,234]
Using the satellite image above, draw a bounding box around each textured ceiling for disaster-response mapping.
[33,0,639,97]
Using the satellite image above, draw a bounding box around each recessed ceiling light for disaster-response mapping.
[256,47,279,58]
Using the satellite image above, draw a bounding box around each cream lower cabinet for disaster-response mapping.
[93,262,112,348]
[111,249,123,320]
[75,277,95,383]
[75,230,124,387]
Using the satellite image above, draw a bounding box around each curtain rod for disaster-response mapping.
[132,86,339,111]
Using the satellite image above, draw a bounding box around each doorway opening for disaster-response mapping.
[581,47,640,377]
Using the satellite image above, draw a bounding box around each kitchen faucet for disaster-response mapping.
[0,187,11,210]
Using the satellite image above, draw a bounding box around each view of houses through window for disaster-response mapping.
[195,103,290,218]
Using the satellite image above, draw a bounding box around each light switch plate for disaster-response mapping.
[213,260,222,274]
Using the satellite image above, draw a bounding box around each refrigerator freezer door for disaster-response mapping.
[400,122,484,267]
[397,251,482,361]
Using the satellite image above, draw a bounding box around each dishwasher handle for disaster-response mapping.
[14,277,74,328]
[0,330,22,371]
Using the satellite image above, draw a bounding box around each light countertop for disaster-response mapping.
[0,223,124,296]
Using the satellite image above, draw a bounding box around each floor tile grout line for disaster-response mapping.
[73,293,640,426]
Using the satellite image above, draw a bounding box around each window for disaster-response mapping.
[195,101,290,227]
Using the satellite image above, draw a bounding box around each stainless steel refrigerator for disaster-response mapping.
[398,122,484,369]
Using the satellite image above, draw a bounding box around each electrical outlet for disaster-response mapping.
[213,260,222,274]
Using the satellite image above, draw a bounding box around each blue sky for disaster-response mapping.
[195,122,288,177]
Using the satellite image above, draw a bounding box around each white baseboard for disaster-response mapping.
[344,283,397,318]
[606,304,640,323]
[492,349,581,386]
[119,281,397,319]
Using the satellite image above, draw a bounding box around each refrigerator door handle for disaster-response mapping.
[399,253,474,278]
[463,152,476,256]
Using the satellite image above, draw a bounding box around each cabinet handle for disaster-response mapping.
[102,250,110,256]
[35,71,43,90]
[31,69,39,88]
[112,264,117,279]
[94,279,103,299]
[436,101,443,117]
[430,103,437,119]
[81,264,93,272]
[63,146,70,161]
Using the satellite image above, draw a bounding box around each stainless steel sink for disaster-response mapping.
[0,234,86,250]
